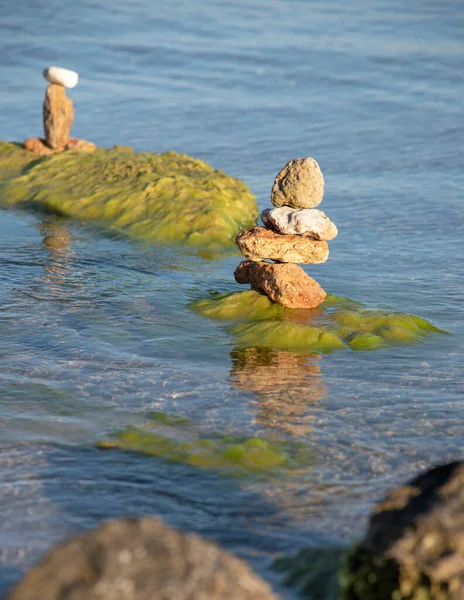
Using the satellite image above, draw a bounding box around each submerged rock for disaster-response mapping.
[261,206,338,240]
[7,518,278,600]
[0,142,257,250]
[97,417,313,477]
[341,461,464,600]
[192,290,445,353]
[43,83,74,150]
[236,226,329,263]
[234,261,327,309]
[271,157,324,209]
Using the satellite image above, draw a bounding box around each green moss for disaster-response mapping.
[96,420,313,477]
[0,141,257,250]
[193,290,445,353]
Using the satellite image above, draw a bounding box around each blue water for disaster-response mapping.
[0,0,463,596]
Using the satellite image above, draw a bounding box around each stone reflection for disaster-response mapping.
[229,347,326,436]
[39,218,75,295]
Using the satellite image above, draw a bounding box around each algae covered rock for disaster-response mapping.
[0,141,257,250]
[7,518,278,600]
[96,412,313,478]
[192,290,445,353]
[340,461,464,600]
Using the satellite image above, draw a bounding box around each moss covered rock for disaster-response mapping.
[0,141,258,250]
[96,412,313,478]
[191,290,445,353]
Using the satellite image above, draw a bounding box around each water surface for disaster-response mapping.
[1,0,463,597]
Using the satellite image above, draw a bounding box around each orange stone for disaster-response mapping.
[234,260,326,309]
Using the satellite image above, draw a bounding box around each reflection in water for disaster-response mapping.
[229,347,326,437]
[38,219,78,299]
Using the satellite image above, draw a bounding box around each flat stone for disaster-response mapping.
[7,518,278,600]
[43,66,79,89]
[261,207,338,240]
[236,226,328,264]
[234,260,326,309]
[43,83,74,150]
[271,157,324,209]
[23,137,96,156]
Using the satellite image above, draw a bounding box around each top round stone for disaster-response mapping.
[43,66,79,89]
[271,157,324,209]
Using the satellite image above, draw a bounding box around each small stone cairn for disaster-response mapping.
[24,66,96,156]
[234,157,337,309]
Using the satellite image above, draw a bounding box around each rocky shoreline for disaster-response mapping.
[7,461,463,599]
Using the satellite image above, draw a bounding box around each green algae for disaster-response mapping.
[273,546,346,600]
[192,289,445,353]
[96,411,313,477]
[0,141,258,250]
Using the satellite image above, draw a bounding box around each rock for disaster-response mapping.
[43,83,74,150]
[43,66,79,89]
[271,157,324,209]
[23,137,96,156]
[23,137,55,156]
[66,137,97,153]
[236,226,328,264]
[341,461,464,600]
[261,207,338,241]
[1,142,258,250]
[234,261,326,309]
[7,518,279,600]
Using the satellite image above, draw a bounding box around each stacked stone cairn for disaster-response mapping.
[234,157,337,309]
[24,66,96,156]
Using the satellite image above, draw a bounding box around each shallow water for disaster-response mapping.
[0,0,463,596]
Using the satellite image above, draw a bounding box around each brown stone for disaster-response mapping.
[23,137,55,156]
[7,517,279,600]
[43,83,74,149]
[66,137,97,153]
[236,226,328,264]
[342,461,464,600]
[234,261,326,308]
[271,157,324,209]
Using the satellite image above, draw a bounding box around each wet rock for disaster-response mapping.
[234,260,326,309]
[341,461,464,600]
[271,157,324,209]
[236,226,329,264]
[261,207,338,241]
[0,142,257,249]
[7,518,279,600]
[43,83,74,150]
[43,66,79,89]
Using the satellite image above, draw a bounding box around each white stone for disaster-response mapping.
[261,206,338,240]
[43,66,79,89]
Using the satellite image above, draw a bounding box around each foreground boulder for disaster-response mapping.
[271,157,324,209]
[341,461,464,600]
[261,207,338,240]
[234,260,326,308]
[236,226,329,264]
[7,518,278,600]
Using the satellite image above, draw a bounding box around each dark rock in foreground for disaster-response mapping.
[341,461,464,600]
[7,518,278,600]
